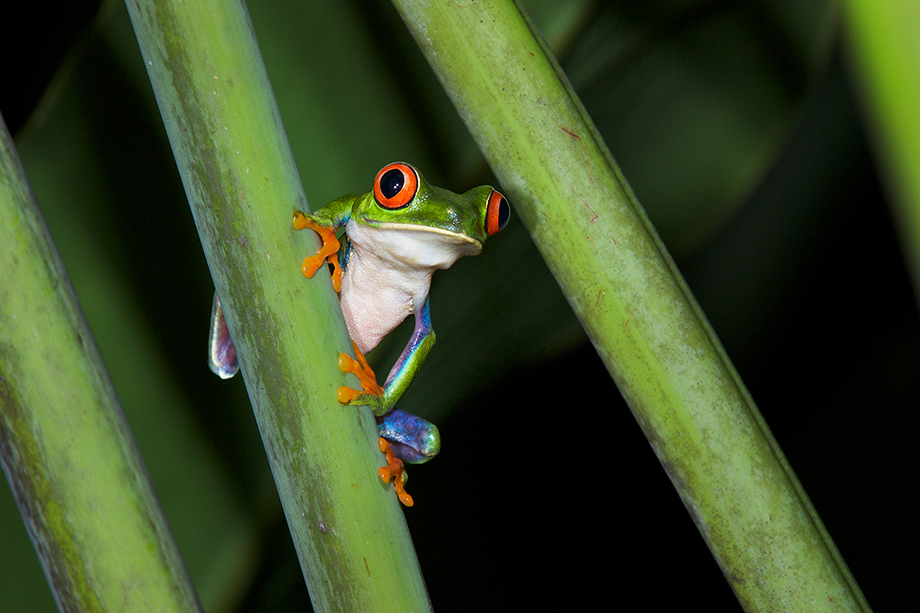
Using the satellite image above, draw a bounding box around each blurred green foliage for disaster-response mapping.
[1,0,916,610]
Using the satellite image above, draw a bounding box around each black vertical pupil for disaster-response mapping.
[497,197,510,228]
[380,169,405,199]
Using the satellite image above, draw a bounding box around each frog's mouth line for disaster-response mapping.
[370,221,483,248]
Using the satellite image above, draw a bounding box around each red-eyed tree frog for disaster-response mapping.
[208,162,510,505]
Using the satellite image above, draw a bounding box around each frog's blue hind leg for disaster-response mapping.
[376,408,441,464]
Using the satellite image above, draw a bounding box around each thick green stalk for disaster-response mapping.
[124,1,430,611]
[392,1,870,611]
[0,115,200,610]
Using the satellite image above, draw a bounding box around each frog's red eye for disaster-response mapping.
[485,189,510,236]
[374,162,419,209]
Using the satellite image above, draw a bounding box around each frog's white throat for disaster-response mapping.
[348,220,481,265]
[338,220,481,354]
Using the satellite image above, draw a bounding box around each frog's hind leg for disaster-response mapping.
[376,408,440,464]
[375,408,441,507]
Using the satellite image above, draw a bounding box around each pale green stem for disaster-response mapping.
[0,114,201,610]
[391,1,871,611]
[124,1,431,611]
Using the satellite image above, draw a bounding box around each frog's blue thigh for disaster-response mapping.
[376,408,441,464]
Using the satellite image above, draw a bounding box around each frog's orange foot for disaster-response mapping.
[378,437,413,506]
[292,210,343,291]
[338,342,384,405]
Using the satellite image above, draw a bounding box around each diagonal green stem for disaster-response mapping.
[0,114,201,610]
[842,0,920,304]
[125,0,431,611]
[391,1,871,611]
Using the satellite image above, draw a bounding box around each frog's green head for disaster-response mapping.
[353,162,510,253]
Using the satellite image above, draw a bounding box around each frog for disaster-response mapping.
[208,162,510,505]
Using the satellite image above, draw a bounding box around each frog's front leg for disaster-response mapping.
[292,211,343,291]
[292,195,360,292]
[338,299,436,417]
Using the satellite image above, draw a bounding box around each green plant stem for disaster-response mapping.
[842,0,920,304]
[124,1,430,611]
[391,1,870,611]
[0,115,201,610]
